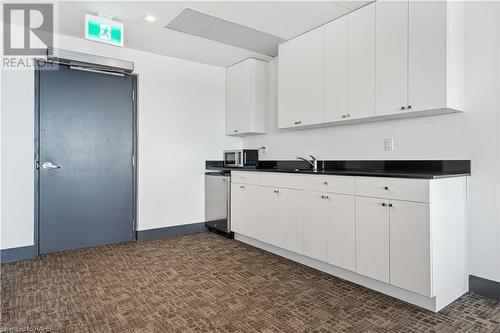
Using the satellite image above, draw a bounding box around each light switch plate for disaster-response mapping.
[384,138,394,152]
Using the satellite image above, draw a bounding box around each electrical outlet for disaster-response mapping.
[384,138,394,152]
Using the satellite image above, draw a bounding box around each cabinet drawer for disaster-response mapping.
[302,175,355,195]
[231,171,260,185]
[259,172,302,189]
[356,177,429,203]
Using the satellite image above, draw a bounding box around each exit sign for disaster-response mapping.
[85,14,123,47]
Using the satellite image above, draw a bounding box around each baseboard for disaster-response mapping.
[469,275,500,300]
[136,222,207,241]
[1,245,35,264]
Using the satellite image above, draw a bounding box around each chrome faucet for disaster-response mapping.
[296,155,318,172]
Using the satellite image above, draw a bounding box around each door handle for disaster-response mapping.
[42,161,61,170]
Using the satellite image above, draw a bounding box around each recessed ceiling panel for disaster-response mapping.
[165,8,285,57]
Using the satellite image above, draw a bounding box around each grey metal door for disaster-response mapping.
[37,65,135,254]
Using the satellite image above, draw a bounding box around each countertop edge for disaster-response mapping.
[205,167,470,179]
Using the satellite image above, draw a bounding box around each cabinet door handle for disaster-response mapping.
[408,105,412,110]
[321,195,329,199]
[273,190,280,194]
[323,181,328,185]
[384,186,389,190]
[233,129,238,133]
[346,114,351,118]
[341,115,347,119]
[240,185,245,189]
[381,203,387,207]
[389,203,394,208]
[400,106,406,110]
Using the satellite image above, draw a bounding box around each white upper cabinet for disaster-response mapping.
[409,0,446,112]
[277,0,464,129]
[226,58,268,136]
[324,15,349,122]
[325,2,376,121]
[376,0,409,116]
[278,26,324,128]
[348,2,376,119]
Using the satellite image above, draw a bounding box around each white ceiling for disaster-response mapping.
[57,1,370,67]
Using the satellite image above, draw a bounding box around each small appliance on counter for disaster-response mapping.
[223,149,259,168]
[204,171,233,237]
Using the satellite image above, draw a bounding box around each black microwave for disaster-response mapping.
[223,149,259,168]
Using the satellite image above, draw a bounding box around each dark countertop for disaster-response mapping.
[205,160,471,179]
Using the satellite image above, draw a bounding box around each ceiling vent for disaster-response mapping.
[165,8,285,56]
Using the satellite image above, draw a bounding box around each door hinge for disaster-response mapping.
[132,90,135,101]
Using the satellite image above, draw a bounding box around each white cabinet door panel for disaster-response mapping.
[258,187,280,247]
[303,191,328,262]
[226,62,250,134]
[376,0,408,116]
[279,189,303,254]
[390,200,432,296]
[324,15,349,122]
[327,194,356,271]
[348,3,376,119]
[355,196,390,283]
[409,0,447,111]
[231,183,259,239]
[278,26,324,128]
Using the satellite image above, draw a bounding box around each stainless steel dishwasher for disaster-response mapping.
[205,171,232,237]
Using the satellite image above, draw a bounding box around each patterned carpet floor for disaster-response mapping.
[1,232,499,333]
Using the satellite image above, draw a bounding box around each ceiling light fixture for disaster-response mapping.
[143,15,156,22]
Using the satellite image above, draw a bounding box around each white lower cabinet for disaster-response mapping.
[356,196,432,296]
[390,200,431,296]
[230,172,467,312]
[278,188,303,254]
[231,183,259,239]
[303,191,328,262]
[355,196,390,283]
[258,187,281,246]
[303,191,356,267]
[326,194,356,271]
[258,186,303,253]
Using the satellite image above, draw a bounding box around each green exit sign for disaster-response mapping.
[85,14,123,47]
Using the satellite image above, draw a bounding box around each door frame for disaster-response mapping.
[34,61,138,255]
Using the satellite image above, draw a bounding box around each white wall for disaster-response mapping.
[244,1,500,283]
[0,34,241,249]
